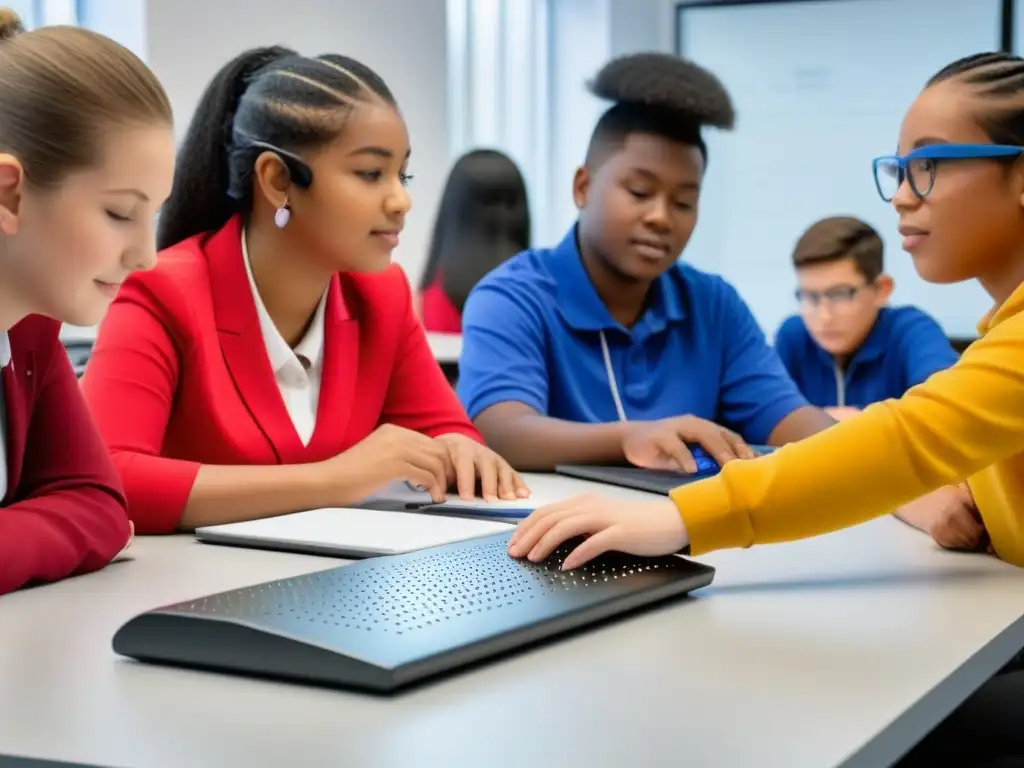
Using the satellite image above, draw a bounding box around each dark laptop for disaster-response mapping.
[556,444,775,495]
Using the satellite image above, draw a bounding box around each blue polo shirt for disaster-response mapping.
[773,306,959,409]
[457,226,810,445]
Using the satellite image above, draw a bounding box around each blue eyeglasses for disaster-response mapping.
[872,143,1024,202]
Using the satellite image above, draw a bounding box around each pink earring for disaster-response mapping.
[274,202,291,229]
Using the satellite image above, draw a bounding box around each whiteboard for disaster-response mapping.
[677,0,1001,340]
[1015,0,1024,55]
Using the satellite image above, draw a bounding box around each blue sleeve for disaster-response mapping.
[715,285,810,444]
[457,276,550,420]
[898,309,960,389]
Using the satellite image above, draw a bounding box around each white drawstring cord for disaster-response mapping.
[599,330,628,422]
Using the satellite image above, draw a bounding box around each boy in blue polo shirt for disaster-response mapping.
[456,53,835,472]
[775,216,958,420]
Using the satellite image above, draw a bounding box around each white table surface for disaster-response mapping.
[59,324,97,343]
[425,331,461,363]
[2,473,1024,768]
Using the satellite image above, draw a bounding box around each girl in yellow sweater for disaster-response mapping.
[510,51,1024,571]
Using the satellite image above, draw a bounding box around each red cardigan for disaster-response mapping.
[81,216,481,534]
[419,272,463,333]
[0,316,131,595]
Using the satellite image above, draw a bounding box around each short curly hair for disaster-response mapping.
[584,52,735,169]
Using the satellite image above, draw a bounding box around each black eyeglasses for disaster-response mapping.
[796,284,866,311]
[872,143,1024,202]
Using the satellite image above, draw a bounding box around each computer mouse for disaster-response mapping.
[684,444,721,476]
[685,443,776,476]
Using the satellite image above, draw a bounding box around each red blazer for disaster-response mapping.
[419,272,463,333]
[0,316,131,595]
[81,216,481,534]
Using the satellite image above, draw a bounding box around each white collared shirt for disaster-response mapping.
[0,332,10,502]
[242,233,328,446]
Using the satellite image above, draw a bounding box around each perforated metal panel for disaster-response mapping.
[114,532,714,692]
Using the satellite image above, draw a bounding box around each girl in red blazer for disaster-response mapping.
[82,46,529,534]
[0,10,174,593]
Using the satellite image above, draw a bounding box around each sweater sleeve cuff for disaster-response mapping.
[669,476,753,555]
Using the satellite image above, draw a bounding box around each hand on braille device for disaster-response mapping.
[509,495,689,571]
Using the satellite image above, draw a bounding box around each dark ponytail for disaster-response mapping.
[157,46,293,250]
[157,45,396,250]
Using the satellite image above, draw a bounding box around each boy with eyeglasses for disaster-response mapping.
[774,216,958,420]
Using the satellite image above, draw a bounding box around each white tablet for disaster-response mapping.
[194,507,514,559]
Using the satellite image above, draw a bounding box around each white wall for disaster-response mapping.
[545,0,613,242]
[77,0,148,60]
[609,0,674,57]
[146,0,448,285]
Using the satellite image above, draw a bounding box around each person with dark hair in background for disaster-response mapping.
[775,215,957,421]
[457,53,835,474]
[511,51,1024,764]
[418,148,530,333]
[0,8,174,593]
[81,46,528,535]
